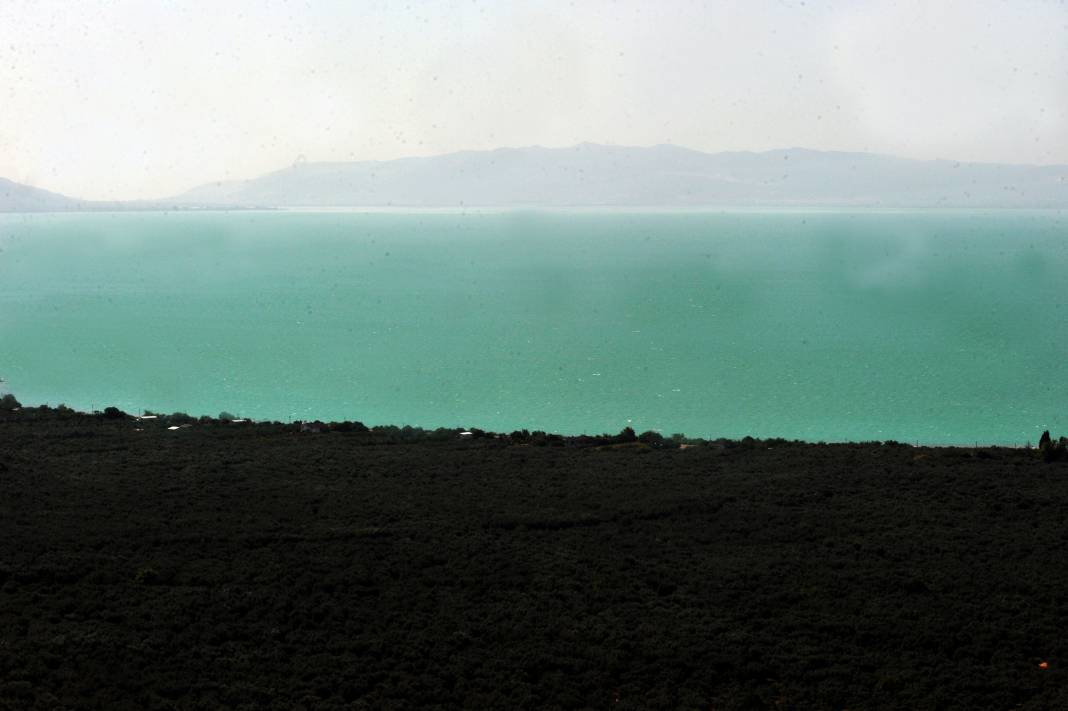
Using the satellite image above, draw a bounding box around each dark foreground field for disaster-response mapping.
[2,411,1067,710]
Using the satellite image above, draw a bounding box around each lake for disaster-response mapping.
[0,209,1065,444]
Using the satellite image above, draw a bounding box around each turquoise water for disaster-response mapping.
[0,209,1065,444]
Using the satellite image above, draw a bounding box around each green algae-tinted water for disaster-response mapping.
[0,209,1065,444]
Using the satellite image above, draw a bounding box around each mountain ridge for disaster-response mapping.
[0,177,84,212]
[172,144,1068,209]
[3,144,1067,211]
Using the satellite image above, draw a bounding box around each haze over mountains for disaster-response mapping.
[4,144,1067,211]
[0,177,175,213]
[0,178,84,212]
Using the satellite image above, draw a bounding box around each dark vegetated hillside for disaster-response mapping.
[1,409,1067,709]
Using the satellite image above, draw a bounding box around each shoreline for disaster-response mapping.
[0,399,1049,451]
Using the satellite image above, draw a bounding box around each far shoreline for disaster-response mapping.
[3,205,1067,216]
[0,397,1057,453]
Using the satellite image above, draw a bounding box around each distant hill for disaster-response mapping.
[172,144,1068,208]
[0,177,238,213]
[0,178,83,212]
[5,145,1067,211]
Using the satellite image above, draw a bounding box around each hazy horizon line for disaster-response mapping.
[8,142,1068,204]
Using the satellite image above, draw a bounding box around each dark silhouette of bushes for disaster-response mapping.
[528,431,565,446]
[637,430,680,449]
[0,401,811,452]
[332,420,369,433]
[1039,430,1067,462]
[372,424,429,441]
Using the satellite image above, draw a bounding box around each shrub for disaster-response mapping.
[401,425,427,440]
[0,393,21,410]
[102,406,127,419]
[638,430,664,446]
[1039,432,1068,462]
[1041,443,1064,462]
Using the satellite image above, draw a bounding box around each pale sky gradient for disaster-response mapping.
[1,0,1066,200]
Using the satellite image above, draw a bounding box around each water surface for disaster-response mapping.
[1,209,1065,444]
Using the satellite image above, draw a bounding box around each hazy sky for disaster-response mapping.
[1,0,1066,200]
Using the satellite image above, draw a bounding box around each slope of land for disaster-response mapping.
[1,407,1066,710]
[6,145,1066,212]
[0,178,255,213]
[173,144,1068,208]
[0,178,83,212]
